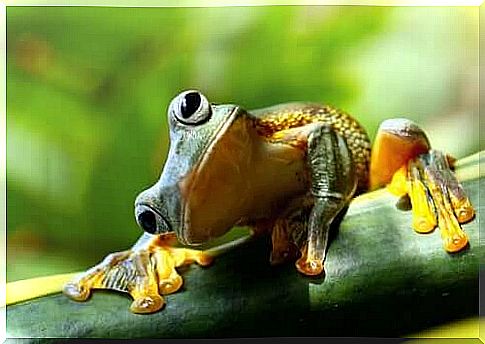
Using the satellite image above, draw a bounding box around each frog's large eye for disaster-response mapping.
[170,90,211,125]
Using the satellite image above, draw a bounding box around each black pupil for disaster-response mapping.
[180,92,201,119]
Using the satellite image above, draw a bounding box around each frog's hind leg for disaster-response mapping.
[295,125,357,276]
[369,118,474,253]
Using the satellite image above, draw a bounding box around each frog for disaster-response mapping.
[63,90,475,314]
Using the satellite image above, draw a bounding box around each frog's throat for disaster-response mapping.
[178,106,241,246]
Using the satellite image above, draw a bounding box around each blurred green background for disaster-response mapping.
[6,6,479,282]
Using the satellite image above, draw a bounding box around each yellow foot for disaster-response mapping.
[63,233,213,314]
[295,244,324,276]
[388,150,474,253]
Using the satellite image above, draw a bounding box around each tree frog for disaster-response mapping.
[63,90,475,314]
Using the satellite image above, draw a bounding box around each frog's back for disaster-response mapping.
[250,102,371,193]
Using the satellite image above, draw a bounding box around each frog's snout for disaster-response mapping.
[135,203,172,235]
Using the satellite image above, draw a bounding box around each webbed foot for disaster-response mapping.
[63,233,212,313]
[389,150,474,252]
[371,118,474,253]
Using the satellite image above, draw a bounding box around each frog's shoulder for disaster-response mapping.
[248,102,327,120]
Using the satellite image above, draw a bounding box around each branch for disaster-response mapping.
[6,152,483,340]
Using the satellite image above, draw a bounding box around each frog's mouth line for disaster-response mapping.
[178,106,241,246]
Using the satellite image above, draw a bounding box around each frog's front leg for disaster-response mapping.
[63,233,212,314]
[369,119,475,252]
[282,125,357,276]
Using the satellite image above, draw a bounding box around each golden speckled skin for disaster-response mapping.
[251,103,372,193]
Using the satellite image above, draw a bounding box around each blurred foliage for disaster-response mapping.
[6,6,479,281]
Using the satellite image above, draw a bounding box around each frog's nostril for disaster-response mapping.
[138,211,157,234]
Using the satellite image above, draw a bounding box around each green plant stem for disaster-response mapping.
[6,152,483,340]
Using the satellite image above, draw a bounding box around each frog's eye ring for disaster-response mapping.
[170,90,211,125]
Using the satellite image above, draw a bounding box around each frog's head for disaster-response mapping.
[134,90,256,245]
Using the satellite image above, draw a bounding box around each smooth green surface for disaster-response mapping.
[6,153,482,340]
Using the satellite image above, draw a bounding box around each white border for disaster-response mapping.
[1,1,481,343]
[2,0,484,6]
[1,3,6,343]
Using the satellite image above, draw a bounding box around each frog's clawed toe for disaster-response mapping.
[130,295,164,314]
[389,150,474,253]
[295,257,324,276]
[293,244,325,276]
[63,282,90,301]
[159,274,183,295]
[63,237,212,314]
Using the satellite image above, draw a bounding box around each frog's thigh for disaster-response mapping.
[369,118,430,191]
[295,125,356,276]
[370,119,474,253]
